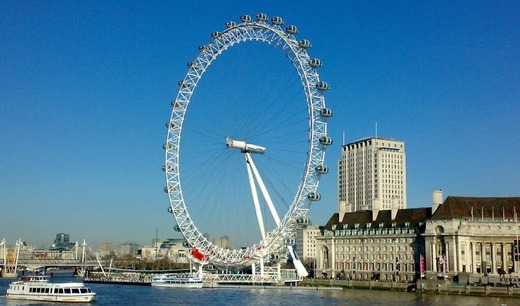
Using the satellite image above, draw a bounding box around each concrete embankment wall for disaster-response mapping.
[300,279,411,291]
[300,279,520,297]
[416,279,520,297]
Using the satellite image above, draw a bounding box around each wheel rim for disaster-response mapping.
[164,14,331,267]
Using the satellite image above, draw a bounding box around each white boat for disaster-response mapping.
[6,275,96,303]
[151,273,204,288]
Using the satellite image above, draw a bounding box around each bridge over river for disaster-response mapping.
[1,258,102,269]
[1,239,105,277]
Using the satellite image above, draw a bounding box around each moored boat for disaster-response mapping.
[6,275,96,303]
[151,273,204,288]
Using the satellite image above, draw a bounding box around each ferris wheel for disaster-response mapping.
[164,13,332,269]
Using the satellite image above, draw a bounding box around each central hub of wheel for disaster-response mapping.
[226,137,266,154]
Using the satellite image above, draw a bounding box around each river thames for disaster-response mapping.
[0,274,517,305]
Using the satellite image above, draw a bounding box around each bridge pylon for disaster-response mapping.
[1,238,21,278]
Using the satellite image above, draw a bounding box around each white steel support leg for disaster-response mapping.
[288,245,309,277]
[245,155,266,241]
[245,153,281,226]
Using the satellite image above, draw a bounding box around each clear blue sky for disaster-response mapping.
[1,1,519,249]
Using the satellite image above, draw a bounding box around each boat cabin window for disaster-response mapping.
[64,288,71,294]
[72,288,80,294]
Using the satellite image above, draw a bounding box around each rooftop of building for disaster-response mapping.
[430,196,520,220]
[324,207,432,231]
[341,136,398,147]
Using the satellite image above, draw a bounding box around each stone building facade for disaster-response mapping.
[316,207,431,282]
[424,196,520,277]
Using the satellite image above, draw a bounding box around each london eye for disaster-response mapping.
[163,13,332,271]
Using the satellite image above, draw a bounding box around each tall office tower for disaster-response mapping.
[338,137,406,217]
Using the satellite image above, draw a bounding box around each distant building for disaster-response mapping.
[214,235,230,249]
[424,196,520,277]
[338,137,406,217]
[52,233,72,250]
[140,238,190,263]
[98,242,113,257]
[116,242,141,257]
[295,224,321,267]
[99,242,113,252]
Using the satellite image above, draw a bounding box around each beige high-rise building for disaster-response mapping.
[338,137,406,216]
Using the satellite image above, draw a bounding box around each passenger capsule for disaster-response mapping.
[174,225,181,232]
[296,216,310,225]
[284,238,295,246]
[316,81,330,91]
[270,254,280,260]
[256,13,268,22]
[298,39,312,49]
[211,32,221,39]
[308,192,321,201]
[315,165,329,174]
[182,242,190,248]
[320,108,333,117]
[225,21,236,28]
[199,45,209,52]
[171,100,183,108]
[271,16,283,25]
[178,81,192,88]
[285,25,298,34]
[164,186,169,193]
[319,135,333,145]
[240,15,252,23]
[187,62,201,69]
[163,143,173,151]
[167,206,173,213]
[309,58,322,68]
[166,121,176,129]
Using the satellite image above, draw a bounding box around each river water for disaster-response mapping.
[0,273,517,305]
